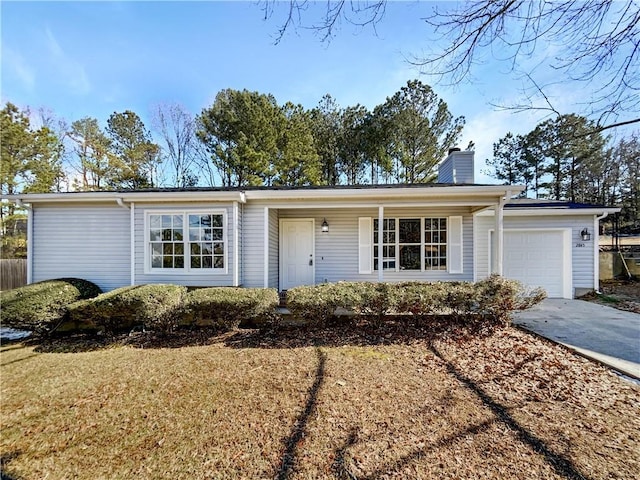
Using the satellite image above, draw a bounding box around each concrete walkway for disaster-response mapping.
[513,299,640,379]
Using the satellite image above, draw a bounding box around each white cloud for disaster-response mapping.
[2,46,36,92]
[44,27,91,96]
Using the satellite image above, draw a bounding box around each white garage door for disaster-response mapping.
[502,230,570,298]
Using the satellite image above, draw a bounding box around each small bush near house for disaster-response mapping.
[0,278,102,334]
[68,284,186,334]
[346,282,400,328]
[286,277,546,330]
[286,283,344,327]
[475,274,547,325]
[184,287,279,330]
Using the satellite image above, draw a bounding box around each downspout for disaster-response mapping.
[378,205,384,281]
[130,202,135,286]
[232,201,239,286]
[594,212,609,292]
[115,198,129,210]
[16,199,33,284]
[264,207,269,288]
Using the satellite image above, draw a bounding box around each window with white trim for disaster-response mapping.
[373,217,448,271]
[148,212,225,272]
[424,218,447,270]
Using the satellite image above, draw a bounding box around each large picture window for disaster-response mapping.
[147,211,225,273]
[373,217,447,271]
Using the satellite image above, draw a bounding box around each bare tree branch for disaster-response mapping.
[262,1,639,132]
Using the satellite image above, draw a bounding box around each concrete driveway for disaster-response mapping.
[513,299,640,379]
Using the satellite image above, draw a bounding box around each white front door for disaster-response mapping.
[280,219,315,290]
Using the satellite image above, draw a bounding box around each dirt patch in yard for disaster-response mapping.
[2,322,639,479]
[582,279,640,313]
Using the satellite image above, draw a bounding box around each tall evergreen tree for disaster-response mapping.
[1,102,64,215]
[68,117,114,191]
[106,111,161,189]
[527,114,607,201]
[272,102,321,186]
[486,132,531,196]
[309,95,342,185]
[198,89,280,187]
[338,105,369,185]
[375,80,464,183]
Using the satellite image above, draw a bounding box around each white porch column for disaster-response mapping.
[263,207,269,288]
[493,193,510,275]
[378,205,384,281]
[494,203,503,275]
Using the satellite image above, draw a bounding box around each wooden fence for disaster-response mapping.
[0,259,27,291]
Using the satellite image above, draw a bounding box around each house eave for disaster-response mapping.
[244,185,525,201]
[1,190,247,204]
[2,185,524,206]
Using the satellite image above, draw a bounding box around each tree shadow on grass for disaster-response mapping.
[329,345,591,480]
[0,451,24,480]
[428,343,592,480]
[332,420,496,480]
[274,347,326,480]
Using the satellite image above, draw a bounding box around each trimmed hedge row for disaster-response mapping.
[66,285,280,334]
[0,278,102,333]
[2,276,544,336]
[68,284,187,334]
[287,276,546,328]
[184,287,280,330]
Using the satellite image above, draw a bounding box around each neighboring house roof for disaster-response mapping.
[506,199,614,209]
[500,198,621,216]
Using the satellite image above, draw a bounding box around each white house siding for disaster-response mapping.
[474,214,595,294]
[240,204,267,287]
[278,207,474,284]
[134,202,235,287]
[31,203,130,292]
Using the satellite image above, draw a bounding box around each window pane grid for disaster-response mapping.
[373,218,396,270]
[149,214,184,269]
[373,217,449,272]
[424,217,447,270]
[188,214,224,270]
[149,213,224,271]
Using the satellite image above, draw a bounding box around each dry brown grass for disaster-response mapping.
[1,323,638,480]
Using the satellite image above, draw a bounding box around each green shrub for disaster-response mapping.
[185,287,279,330]
[286,283,342,327]
[285,277,546,331]
[0,278,102,333]
[395,281,447,317]
[68,284,186,334]
[346,282,400,328]
[475,275,547,325]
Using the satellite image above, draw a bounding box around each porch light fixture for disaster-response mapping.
[580,228,591,241]
[321,218,329,233]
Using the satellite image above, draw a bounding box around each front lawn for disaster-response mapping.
[1,324,638,479]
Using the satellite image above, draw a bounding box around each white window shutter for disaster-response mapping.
[358,217,372,274]
[448,216,463,274]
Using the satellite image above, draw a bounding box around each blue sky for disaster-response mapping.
[0,1,622,184]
